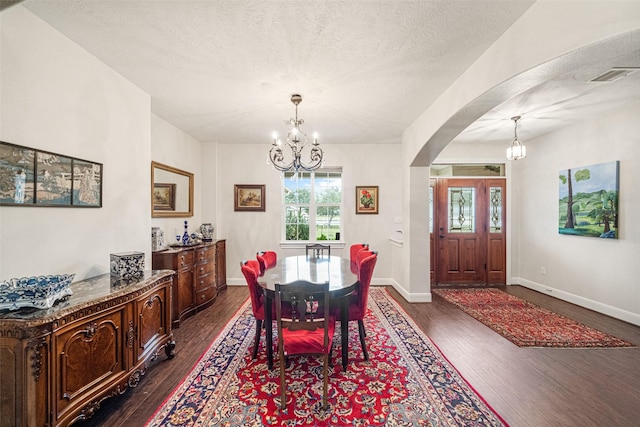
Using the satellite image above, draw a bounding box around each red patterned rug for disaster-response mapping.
[146,288,507,426]
[432,288,635,348]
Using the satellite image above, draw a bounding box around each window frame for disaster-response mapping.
[280,167,344,249]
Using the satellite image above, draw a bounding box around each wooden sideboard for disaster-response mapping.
[152,239,226,327]
[0,271,175,427]
[215,239,227,292]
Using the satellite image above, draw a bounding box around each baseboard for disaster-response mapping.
[514,277,640,327]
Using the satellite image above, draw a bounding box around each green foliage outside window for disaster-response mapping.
[283,170,341,241]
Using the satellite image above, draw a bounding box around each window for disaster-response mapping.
[283,169,342,241]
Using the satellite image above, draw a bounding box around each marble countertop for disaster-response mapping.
[0,270,174,323]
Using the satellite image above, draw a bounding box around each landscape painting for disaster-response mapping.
[559,160,619,238]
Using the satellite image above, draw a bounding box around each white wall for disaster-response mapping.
[0,6,152,281]
[150,114,206,242]
[216,143,402,285]
[512,102,640,325]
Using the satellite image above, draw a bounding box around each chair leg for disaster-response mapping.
[322,353,329,410]
[358,320,369,361]
[252,319,263,360]
[279,347,287,409]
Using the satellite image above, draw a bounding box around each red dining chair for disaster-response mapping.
[256,250,277,276]
[349,243,369,273]
[342,250,377,361]
[275,279,335,410]
[240,259,268,359]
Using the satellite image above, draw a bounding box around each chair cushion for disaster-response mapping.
[282,317,336,355]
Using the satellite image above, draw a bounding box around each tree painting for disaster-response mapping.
[559,161,619,238]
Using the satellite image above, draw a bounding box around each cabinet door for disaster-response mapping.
[53,308,127,422]
[215,240,227,291]
[135,284,171,363]
[175,269,195,317]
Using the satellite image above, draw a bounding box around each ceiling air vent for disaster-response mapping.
[590,67,639,82]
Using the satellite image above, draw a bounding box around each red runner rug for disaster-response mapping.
[146,288,508,426]
[432,288,635,348]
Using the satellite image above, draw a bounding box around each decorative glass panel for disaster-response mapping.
[489,186,503,233]
[448,187,475,233]
[429,186,434,233]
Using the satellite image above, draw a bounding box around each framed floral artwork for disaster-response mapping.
[234,184,265,212]
[356,185,378,214]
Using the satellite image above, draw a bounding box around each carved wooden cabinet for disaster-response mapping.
[153,240,225,328]
[0,271,175,427]
[215,239,227,292]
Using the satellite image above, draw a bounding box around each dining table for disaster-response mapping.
[257,255,359,371]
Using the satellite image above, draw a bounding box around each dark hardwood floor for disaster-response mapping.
[77,285,640,427]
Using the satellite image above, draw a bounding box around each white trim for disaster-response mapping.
[514,277,640,327]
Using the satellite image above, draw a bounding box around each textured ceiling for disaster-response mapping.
[15,0,640,151]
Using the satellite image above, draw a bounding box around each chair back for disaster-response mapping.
[275,280,331,350]
[240,260,264,318]
[256,250,277,276]
[349,243,369,272]
[305,243,330,259]
[355,250,377,313]
[275,279,334,410]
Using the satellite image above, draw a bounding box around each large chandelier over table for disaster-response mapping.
[269,94,323,173]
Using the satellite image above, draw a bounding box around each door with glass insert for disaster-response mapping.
[433,178,506,285]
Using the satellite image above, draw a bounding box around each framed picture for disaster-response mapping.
[36,152,72,206]
[0,140,102,207]
[234,184,265,212]
[559,160,619,238]
[153,183,176,211]
[0,142,35,205]
[72,159,102,207]
[356,185,379,214]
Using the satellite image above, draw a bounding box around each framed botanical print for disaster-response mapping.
[356,186,379,214]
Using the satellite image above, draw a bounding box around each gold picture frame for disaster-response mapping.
[234,184,265,212]
[356,186,379,214]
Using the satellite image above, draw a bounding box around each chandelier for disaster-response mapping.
[269,94,323,173]
[506,115,527,160]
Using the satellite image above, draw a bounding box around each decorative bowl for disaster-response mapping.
[0,273,75,311]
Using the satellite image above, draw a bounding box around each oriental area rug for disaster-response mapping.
[146,288,508,426]
[432,288,634,348]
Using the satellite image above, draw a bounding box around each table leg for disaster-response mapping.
[265,294,273,370]
[341,299,349,371]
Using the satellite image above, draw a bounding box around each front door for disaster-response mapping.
[431,178,506,286]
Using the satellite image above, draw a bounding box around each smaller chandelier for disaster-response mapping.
[506,115,526,160]
[269,94,323,173]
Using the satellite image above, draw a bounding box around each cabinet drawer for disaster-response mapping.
[178,250,194,268]
[196,285,217,305]
[195,272,215,291]
[196,245,214,263]
[195,260,214,277]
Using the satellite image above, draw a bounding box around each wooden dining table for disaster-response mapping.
[257,255,359,371]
